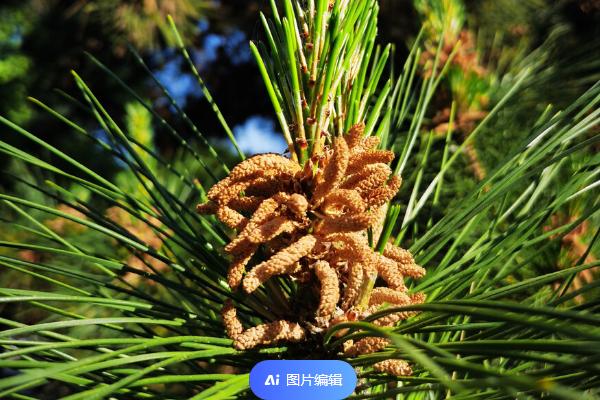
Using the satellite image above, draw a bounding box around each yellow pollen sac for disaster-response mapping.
[373,359,413,376]
[321,189,366,215]
[229,196,265,212]
[343,336,389,357]
[243,234,317,293]
[345,123,366,150]
[383,243,414,263]
[221,301,306,350]
[273,192,309,215]
[313,137,350,205]
[316,213,374,236]
[221,300,244,338]
[372,253,408,291]
[369,287,412,307]
[224,197,281,253]
[384,243,426,278]
[368,291,426,327]
[248,217,302,244]
[233,320,306,350]
[216,205,248,230]
[342,163,391,194]
[207,176,233,202]
[366,175,403,208]
[357,136,381,153]
[228,153,301,181]
[227,244,256,290]
[341,261,363,309]
[196,201,218,214]
[314,261,340,319]
[347,149,395,175]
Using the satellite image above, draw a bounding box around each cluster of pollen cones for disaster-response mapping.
[197,123,426,376]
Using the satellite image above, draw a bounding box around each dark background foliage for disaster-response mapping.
[1,0,596,185]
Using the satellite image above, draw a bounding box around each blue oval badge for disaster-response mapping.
[250,360,356,400]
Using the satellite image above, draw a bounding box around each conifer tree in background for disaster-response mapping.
[69,0,212,52]
[0,0,599,399]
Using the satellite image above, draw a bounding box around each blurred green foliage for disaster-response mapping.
[0,5,34,124]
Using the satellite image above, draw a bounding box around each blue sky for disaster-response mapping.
[232,116,287,155]
[152,20,251,108]
[151,21,285,156]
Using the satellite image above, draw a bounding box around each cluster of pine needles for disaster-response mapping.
[0,0,598,399]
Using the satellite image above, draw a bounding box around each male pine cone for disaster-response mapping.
[197,123,425,375]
